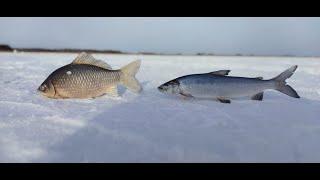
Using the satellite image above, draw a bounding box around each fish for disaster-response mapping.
[158,66,300,103]
[38,52,142,99]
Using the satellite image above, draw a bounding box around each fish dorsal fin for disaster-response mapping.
[255,77,263,80]
[208,70,231,76]
[72,52,112,70]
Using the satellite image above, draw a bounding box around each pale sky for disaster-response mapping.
[0,17,320,56]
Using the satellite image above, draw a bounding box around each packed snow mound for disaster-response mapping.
[0,52,320,162]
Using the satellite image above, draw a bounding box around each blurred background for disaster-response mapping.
[0,17,320,57]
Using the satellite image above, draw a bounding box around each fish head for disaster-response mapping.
[158,79,181,94]
[38,80,56,98]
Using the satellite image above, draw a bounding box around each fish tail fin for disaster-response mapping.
[271,65,300,98]
[120,60,142,93]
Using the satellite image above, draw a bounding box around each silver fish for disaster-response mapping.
[158,66,300,103]
[38,52,142,99]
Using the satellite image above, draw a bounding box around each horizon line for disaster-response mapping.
[0,44,318,58]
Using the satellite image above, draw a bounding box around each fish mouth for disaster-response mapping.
[157,85,164,92]
[37,81,56,98]
[37,86,44,93]
[37,87,46,97]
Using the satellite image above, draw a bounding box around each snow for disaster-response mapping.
[0,52,320,162]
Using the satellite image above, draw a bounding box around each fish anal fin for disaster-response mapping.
[209,70,231,76]
[251,92,264,101]
[105,85,119,97]
[217,98,231,104]
[72,52,112,70]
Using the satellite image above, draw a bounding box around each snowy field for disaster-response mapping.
[0,52,320,162]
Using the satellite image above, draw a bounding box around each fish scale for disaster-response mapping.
[158,66,300,103]
[38,53,142,99]
[47,64,121,98]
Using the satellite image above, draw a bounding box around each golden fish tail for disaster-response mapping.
[120,60,142,93]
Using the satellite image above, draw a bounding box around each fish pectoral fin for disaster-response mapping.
[217,98,231,104]
[105,86,119,97]
[255,76,263,80]
[72,52,112,70]
[53,90,68,99]
[208,70,231,76]
[251,92,264,101]
[179,92,193,98]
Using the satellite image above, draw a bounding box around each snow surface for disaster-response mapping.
[0,52,320,162]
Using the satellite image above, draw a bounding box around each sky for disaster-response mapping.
[0,17,320,56]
